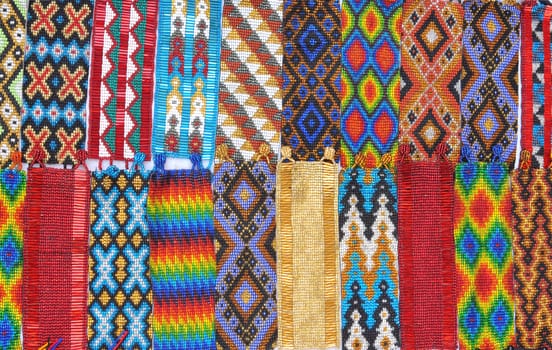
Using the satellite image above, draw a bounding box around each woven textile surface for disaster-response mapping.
[339,167,400,349]
[0,1,25,168]
[400,0,463,162]
[521,2,551,168]
[23,166,90,349]
[147,156,216,350]
[215,0,283,163]
[512,165,552,349]
[21,0,93,165]
[276,148,340,349]
[455,161,514,350]
[152,0,222,164]
[88,165,152,350]
[88,0,159,162]
[460,0,520,168]
[214,158,277,349]
[340,0,401,168]
[0,169,25,350]
[397,149,456,349]
[281,0,341,161]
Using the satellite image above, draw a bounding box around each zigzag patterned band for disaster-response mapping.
[340,167,400,349]
[88,0,159,161]
[147,158,216,350]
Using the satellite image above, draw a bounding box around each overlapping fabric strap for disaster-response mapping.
[400,0,463,162]
[521,1,552,168]
[215,0,283,164]
[23,163,90,348]
[21,0,94,165]
[0,168,25,349]
[460,0,520,168]
[397,145,456,349]
[88,0,159,162]
[152,0,222,164]
[512,158,552,348]
[276,147,340,349]
[0,1,25,168]
[339,163,400,349]
[214,146,277,349]
[454,158,514,350]
[281,0,341,161]
[341,0,401,168]
[88,159,152,350]
[147,155,216,350]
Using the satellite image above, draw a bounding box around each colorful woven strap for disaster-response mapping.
[281,0,341,161]
[454,161,514,350]
[340,0,401,168]
[400,0,463,162]
[88,0,158,162]
[215,0,283,163]
[339,167,400,349]
[21,0,93,165]
[23,166,90,348]
[460,0,520,168]
[152,0,223,164]
[0,169,25,350]
[214,157,277,349]
[276,148,340,349]
[88,164,152,350]
[0,1,25,168]
[512,167,552,348]
[521,2,552,168]
[147,155,216,350]
[397,149,456,349]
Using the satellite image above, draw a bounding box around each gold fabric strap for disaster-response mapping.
[276,159,340,349]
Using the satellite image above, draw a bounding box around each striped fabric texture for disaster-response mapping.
[147,155,216,350]
[216,0,283,164]
[454,160,515,350]
[88,0,159,161]
[23,165,90,349]
[276,147,340,349]
[0,169,25,350]
[397,145,456,349]
[153,0,223,164]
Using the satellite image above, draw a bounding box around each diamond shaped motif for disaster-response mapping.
[459,227,480,265]
[487,227,509,267]
[296,19,330,65]
[461,300,482,340]
[413,109,446,155]
[297,98,329,147]
[342,99,369,152]
[0,235,20,276]
[0,314,16,348]
[359,1,383,43]
[233,180,257,211]
[414,11,449,61]
[489,301,511,336]
[343,31,371,78]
